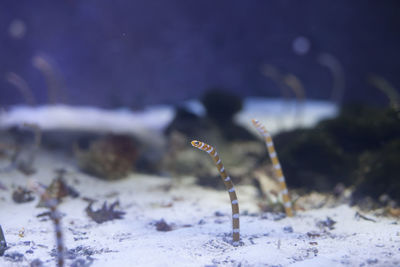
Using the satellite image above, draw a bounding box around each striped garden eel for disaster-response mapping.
[28,179,65,267]
[191,140,240,246]
[251,119,294,217]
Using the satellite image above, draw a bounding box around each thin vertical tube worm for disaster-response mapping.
[283,74,306,125]
[317,53,345,104]
[191,140,240,246]
[32,55,66,104]
[261,64,291,100]
[28,179,65,267]
[251,119,293,217]
[5,72,36,106]
[368,74,400,112]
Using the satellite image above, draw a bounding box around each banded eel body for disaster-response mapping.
[28,180,65,267]
[251,119,293,217]
[191,140,240,246]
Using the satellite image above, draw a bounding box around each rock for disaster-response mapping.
[164,107,205,139]
[75,135,137,180]
[202,89,243,124]
[273,105,400,202]
[352,139,400,202]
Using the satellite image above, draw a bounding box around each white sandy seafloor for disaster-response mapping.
[0,151,399,267]
[0,99,399,267]
[0,97,338,136]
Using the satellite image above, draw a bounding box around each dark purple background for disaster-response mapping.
[1,1,399,108]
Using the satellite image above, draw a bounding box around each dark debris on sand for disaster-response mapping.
[12,186,35,203]
[86,200,125,224]
[153,219,173,232]
[316,217,336,230]
[4,252,24,262]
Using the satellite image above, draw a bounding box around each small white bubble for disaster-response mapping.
[9,19,26,39]
[292,36,310,55]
